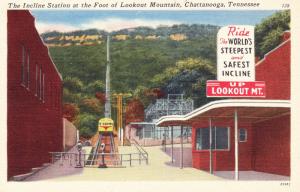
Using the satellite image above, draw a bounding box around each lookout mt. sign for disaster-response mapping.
[207,25,265,98]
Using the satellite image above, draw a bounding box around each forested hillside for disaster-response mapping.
[44,10,290,137]
[46,24,219,136]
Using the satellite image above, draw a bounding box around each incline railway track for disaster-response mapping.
[87,132,120,167]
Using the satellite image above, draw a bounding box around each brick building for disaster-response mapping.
[7,10,63,179]
[156,32,291,178]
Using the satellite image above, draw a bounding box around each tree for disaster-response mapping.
[95,92,106,104]
[132,85,149,106]
[79,98,103,115]
[63,88,83,103]
[255,10,290,58]
[152,57,216,108]
[63,103,80,122]
[63,76,84,92]
[152,57,216,86]
[125,98,145,124]
[86,80,105,95]
[46,24,220,124]
[144,88,165,101]
[75,113,98,138]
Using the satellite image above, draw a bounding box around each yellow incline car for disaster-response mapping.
[98,118,114,132]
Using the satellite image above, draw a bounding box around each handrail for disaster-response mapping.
[50,152,143,156]
[130,138,149,164]
[131,138,148,156]
[49,151,148,167]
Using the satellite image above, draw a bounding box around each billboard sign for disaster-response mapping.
[217,25,255,81]
[207,25,265,98]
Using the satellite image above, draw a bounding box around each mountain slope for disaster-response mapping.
[46,24,219,93]
[45,24,219,137]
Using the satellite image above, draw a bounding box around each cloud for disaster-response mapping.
[35,22,79,34]
[35,18,182,33]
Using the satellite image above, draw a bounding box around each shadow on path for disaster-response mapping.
[25,147,85,181]
[161,146,192,168]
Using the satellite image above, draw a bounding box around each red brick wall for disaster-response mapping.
[252,114,290,176]
[191,116,290,176]
[7,10,63,179]
[255,39,290,100]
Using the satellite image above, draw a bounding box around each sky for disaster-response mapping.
[31,10,278,33]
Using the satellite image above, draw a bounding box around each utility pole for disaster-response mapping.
[113,93,131,145]
[104,35,111,118]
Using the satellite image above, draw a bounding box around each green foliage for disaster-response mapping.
[46,24,220,133]
[259,28,283,56]
[132,85,147,98]
[132,86,151,106]
[46,14,291,136]
[85,80,105,95]
[74,113,98,137]
[63,76,84,92]
[79,98,103,115]
[63,88,83,103]
[62,77,104,135]
[46,24,220,136]
[152,57,215,86]
[255,10,290,58]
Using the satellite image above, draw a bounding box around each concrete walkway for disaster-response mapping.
[162,144,193,168]
[25,144,221,181]
[214,171,290,180]
[24,146,92,181]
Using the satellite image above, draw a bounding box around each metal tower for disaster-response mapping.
[144,94,194,122]
[104,35,111,118]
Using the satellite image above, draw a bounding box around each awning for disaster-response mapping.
[155,99,290,180]
[156,99,290,127]
[129,122,156,125]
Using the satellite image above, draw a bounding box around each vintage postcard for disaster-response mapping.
[1,0,299,191]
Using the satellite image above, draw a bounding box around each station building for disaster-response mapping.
[156,31,291,179]
[7,10,63,179]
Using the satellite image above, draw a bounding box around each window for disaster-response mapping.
[21,45,25,85]
[35,64,38,96]
[39,67,42,100]
[21,45,30,89]
[42,73,45,102]
[54,86,59,108]
[215,128,229,149]
[196,127,229,150]
[26,51,30,89]
[196,128,210,150]
[136,128,142,138]
[239,128,247,142]
[144,125,153,138]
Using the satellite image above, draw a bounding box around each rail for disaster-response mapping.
[49,151,148,168]
[130,138,149,165]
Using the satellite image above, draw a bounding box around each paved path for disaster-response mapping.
[214,171,290,180]
[162,144,193,168]
[25,146,92,181]
[25,144,221,181]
